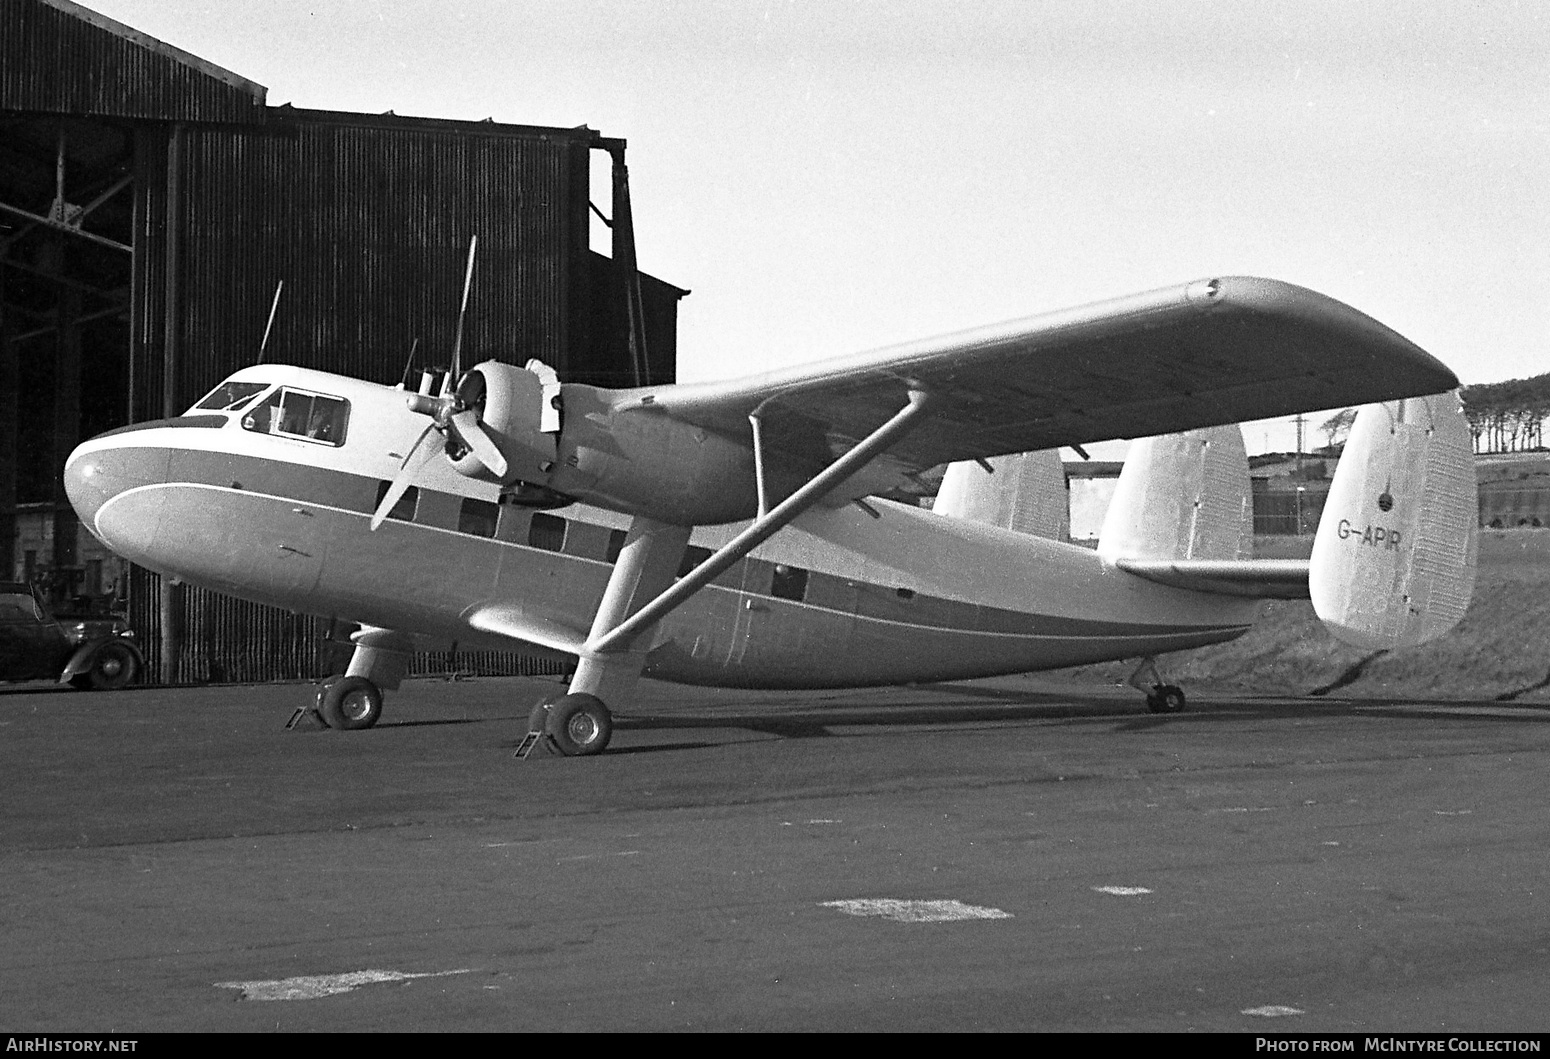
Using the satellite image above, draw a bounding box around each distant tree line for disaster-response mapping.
[1462,373,1550,453]
[1309,373,1550,457]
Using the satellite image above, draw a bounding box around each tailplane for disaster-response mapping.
[1309,390,1477,649]
[1096,393,1476,650]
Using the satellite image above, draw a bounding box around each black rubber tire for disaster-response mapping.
[311,677,341,728]
[319,675,383,730]
[1146,685,1187,714]
[69,641,138,691]
[544,693,613,756]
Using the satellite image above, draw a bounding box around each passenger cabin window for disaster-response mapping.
[374,482,418,522]
[459,498,499,538]
[195,380,268,412]
[678,546,712,578]
[242,388,350,445]
[529,513,567,552]
[770,564,808,602]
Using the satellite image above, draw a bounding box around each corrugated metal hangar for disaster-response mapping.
[1,0,686,682]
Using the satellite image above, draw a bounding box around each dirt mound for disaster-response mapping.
[1057,530,1550,700]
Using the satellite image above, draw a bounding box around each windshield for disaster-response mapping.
[194,380,270,412]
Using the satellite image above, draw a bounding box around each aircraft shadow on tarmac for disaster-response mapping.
[590,681,1550,756]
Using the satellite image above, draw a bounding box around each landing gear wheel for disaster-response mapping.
[545,693,613,756]
[319,675,384,730]
[70,641,138,690]
[527,697,556,738]
[1146,684,1186,714]
[310,677,340,728]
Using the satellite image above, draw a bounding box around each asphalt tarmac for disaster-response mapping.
[2,674,1548,1033]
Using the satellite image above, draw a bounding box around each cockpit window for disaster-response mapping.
[241,388,350,446]
[194,380,269,412]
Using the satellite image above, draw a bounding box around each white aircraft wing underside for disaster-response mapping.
[463,602,589,657]
[646,277,1458,494]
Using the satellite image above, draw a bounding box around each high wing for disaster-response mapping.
[643,276,1458,497]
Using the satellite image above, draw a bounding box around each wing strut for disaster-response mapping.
[585,387,935,655]
[748,399,777,518]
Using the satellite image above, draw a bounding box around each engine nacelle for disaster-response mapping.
[547,385,762,525]
[447,360,558,487]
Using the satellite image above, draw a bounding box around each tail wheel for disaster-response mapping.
[70,641,138,691]
[545,693,613,756]
[319,675,383,730]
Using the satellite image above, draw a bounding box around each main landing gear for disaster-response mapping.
[514,516,691,759]
[1128,655,1187,715]
[316,675,384,730]
[519,693,614,757]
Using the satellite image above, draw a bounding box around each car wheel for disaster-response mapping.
[70,641,138,691]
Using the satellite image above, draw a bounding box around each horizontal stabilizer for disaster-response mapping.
[1310,390,1477,649]
[1116,558,1309,599]
[935,450,1068,539]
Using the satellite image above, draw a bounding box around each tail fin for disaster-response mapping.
[935,451,1068,539]
[1097,425,1251,562]
[1310,390,1476,649]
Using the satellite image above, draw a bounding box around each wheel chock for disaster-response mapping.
[286,684,330,730]
[285,705,327,731]
[513,728,547,759]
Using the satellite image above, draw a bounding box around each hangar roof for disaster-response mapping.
[3,0,265,122]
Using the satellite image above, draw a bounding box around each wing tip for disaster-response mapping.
[1208,276,1459,392]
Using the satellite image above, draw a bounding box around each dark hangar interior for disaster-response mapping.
[1,0,686,681]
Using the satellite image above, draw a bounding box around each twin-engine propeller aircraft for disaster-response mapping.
[65,274,1476,756]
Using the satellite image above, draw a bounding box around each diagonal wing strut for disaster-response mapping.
[585,387,935,656]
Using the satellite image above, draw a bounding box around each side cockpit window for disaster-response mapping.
[194,380,269,412]
[242,388,350,446]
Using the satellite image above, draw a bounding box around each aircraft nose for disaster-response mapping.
[64,445,114,528]
[65,434,172,552]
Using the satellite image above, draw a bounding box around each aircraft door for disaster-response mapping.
[720,559,765,669]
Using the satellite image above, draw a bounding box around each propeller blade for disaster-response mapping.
[370,424,439,531]
[448,235,478,388]
[451,408,509,479]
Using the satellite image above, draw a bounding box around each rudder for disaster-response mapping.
[1310,390,1476,649]
[935,451,1069,539]
[1097,425,1252,562]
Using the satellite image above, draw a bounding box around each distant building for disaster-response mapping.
[1477,453,1550,528]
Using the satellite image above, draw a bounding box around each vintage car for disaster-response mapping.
[0,581,142,690]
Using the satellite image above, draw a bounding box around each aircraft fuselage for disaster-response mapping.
[65,365,1259,690]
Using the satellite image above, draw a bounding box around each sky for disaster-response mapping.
[83,0,1550,455]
